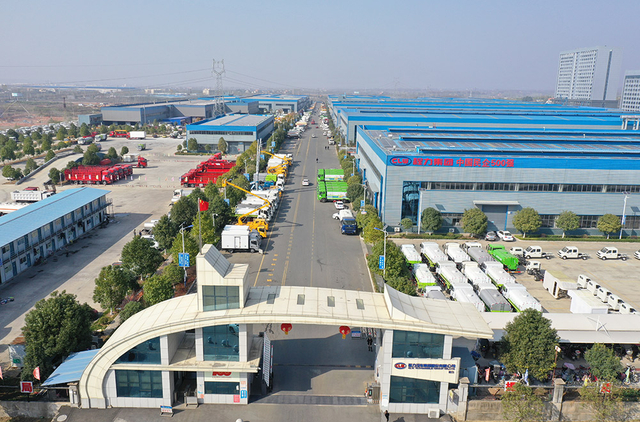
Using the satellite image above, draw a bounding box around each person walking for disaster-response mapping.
[384,410,390,422]
[367,336,373,352]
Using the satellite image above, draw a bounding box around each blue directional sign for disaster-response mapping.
[178,253,190,268]
[240,390,248,399]
[378,255,385,270]
[360,199,365,208]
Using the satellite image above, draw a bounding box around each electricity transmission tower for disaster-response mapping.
[212,59,226,117]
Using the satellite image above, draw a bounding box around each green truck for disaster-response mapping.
[486,244,519,271]
[317,168,344,182]
[317,181,349,202]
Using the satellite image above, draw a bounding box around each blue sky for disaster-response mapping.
[1,0,638,92]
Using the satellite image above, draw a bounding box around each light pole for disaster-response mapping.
[179,224,193,286]
[373,226,388,278]
[620,192,630,239]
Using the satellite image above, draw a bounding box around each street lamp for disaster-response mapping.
[373,225,388,278]
[179,223,193,286]
[620,192,630,239]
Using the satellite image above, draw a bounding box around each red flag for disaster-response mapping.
[33,366,40,381]
[199,199,209,212]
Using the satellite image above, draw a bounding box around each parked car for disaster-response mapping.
[485,231,498,241]
[302,178,309,186]
[334,200,345,210]
[497,230,515,241]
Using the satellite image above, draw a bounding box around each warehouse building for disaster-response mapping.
[186,114,274,155]
[0,187,110,284]
[356,126,640,235]
[99,100,217,126]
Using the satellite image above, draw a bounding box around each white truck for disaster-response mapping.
[123,153,140,163]
[443,243,471,265]
[11,189,55,202]
[171,188,193,204]
[502,284,542,312]
[451,285,485,312]
[436,262,469,289]
[413,263,439,294]
[543,270,578,299]
[220,225,262,253]
[420,242,449,268]
[596,246,628,261]
[482,261,515,288]
[558,246,589,260]
[333,209,354,221]
[460,262,492,288]
[401,244,422,265]
[129,131,146,140]
[510,245,552,260]
[568,290,609,314]
[466,247,495,266]
[475,283,512,312]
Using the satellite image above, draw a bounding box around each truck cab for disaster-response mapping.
[509,247,524,256]
[596,246,628,261]
[558,246,588,260]
[340,217,357,235]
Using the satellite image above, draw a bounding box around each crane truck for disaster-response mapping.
[223,179,270,238]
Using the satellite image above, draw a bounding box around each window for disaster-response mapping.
[606,185,640,193]
[389,376,439,404]
[563,184,603,192]
[539,215,556,228]
[204,381,239,395]
[476,183,516,191]
[202,286,240,311]
[579,215,599,228]
[431,182,473,190]
[441,213,463,227]
[519,184,560,192]
[116,370,163,398]
[203,325,240,361]
[115,337,161,364]
[392,331,444,359]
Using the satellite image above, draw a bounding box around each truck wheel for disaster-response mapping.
[546,256,551,260]
[601,256,606,260]
[562,256,567,260]
[622,257,627,261]
[320,198,327,203]
[582,256,588,260]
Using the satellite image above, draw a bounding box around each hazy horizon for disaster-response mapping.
[1,0,638,92]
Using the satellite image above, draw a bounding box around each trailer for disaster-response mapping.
[420,242,449,269]
[443,242,471,265]
[460,262,492,287]
[568,290,609,314]
[220,225,262,253]
[64,165,118,185]
[502,284,543,312]
[11,189,55,202]
[483,261,516,288]
[451,285,485,312]
[476,284,512,312]
[413,263,438,290]
[467,247,495,266]
[543,271,579,299]
[436,262,469,289]
[401,244,422,265]
[129,131,146,140]
[316,181,348,202]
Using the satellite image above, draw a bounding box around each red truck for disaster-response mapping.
[109,130,130,138]
[64,163,134,185]
[135,156,148,168]
[180,159,235,187]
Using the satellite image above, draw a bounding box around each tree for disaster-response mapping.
[45,150,56,162]
[56,128,66,140]
[66,160,79,170]
[2,165,15,179]
[119,301,144,322]
[224,175,250,207]
[143,274,174,306]
[22,291,92,380]
[191,211,218,246]
[421,207,442,233]
[1,146,16,161]
[120,146,129,156]
[347,174,362,186]
[68,123,77,138]
[597,214,621,239]
[363,218,385,244]
[93,265,137,314]
[500,309,559,381]
[356,204,378,229]
[163,264,184,286]
[512,207,542,238]
[366,240,414,294]
[25,157,37,173]
[176,144,182,152]
[187,138,198,152]
[170,232,199,267]
[73,145,83,153]
[210,196,234,232]
[204,181,220,202]
[579,384,624,422]
[23,138,35,156]
[121,236,165,279]
[462,208,488,237]
[584,343,623,381]
[347,183,363,202]
[106,147,118,159]
[501,383,546,422]
[556,211,579,238]
[41,137,52,151]
[48,168,61,184]
[171,196,197,229]
[79,123,90,137]
[153,214,178,250]
[400,218,413,231]
[82,148,100,165]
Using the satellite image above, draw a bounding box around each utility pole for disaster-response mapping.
[212,59,226,117]
[620,192,630,239]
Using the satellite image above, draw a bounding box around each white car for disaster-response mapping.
[312,134,317,138]
[334,201,345,210]
[332,212,340,220]
[497,230,515,241]
[302,178,309,186]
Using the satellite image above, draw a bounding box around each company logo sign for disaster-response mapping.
[211,372,232,377]
[394,362,456,372]
[395,363,407,369]
[389,156,411,166]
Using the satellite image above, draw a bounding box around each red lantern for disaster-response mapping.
[281,323,293,335]
[339,326,351,339]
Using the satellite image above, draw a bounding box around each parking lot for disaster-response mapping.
[392,237,640,313]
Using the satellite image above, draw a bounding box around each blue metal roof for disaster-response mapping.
[42,349,100,386]
[0,187,110,247]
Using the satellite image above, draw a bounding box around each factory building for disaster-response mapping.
[186,114,274,155]
[0,188,110,284]
[621,70,640,113]
[355,126,640,235]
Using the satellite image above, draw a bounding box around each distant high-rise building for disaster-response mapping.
[621,71,640,112]
[555,46,621,107]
